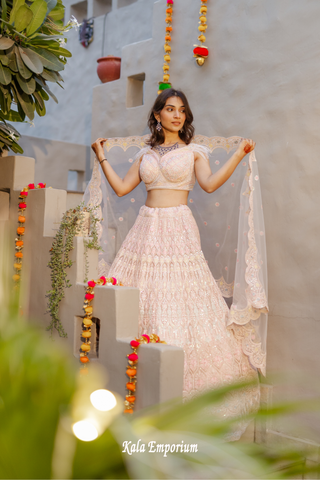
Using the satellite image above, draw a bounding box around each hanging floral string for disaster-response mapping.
[80,276,123,373]
[124,333,166,414]
[13,183,46,286]
[158,0,174,94]
[193,0,209,66]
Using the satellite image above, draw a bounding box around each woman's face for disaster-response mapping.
[155,96,186,134]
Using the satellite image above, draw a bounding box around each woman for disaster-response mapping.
[91,88,264,437]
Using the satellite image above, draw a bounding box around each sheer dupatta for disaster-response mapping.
[83,135,269,375]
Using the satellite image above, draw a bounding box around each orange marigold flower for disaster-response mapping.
[126,395,135,402]
[80,356,89,363]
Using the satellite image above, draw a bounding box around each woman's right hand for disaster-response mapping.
[91,137,108,161]
[237,138,256,158]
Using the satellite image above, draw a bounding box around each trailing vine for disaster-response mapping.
[83,211,101,283]
[46,203,101,337]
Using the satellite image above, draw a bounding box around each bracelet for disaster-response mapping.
[99,158,107,164]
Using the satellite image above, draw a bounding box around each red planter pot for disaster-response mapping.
[97,56,121,83]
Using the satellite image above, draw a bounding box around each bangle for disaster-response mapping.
[99,158,107,165]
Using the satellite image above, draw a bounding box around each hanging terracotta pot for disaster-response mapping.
[97,56,121,83]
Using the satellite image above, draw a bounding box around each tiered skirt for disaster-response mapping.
[108,204,259,425]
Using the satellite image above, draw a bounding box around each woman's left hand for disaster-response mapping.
[237,138,256,157]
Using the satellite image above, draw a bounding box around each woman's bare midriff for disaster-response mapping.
[145,189,189,208]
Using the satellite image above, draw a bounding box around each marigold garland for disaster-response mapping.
[80,276,123,373]
[193,0,209,66]
[158,0,174,94]
[124,333,166,413]
[13,183,46,286]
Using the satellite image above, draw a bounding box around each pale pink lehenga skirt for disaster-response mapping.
[108,204,260,426]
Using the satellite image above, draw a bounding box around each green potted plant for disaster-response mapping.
[0,0,79,155]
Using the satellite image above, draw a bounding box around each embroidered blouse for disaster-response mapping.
[138,143,210,192]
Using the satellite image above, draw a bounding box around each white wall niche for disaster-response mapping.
[126,73,145,108]
[118,0,138,9]
[70,0,88,21]
[67,170,85,192]
[92,0,112,17]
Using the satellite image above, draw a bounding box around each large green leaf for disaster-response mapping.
[0,109,24,122]
[0,120,20,136]
[14,46,32,78]
[17,101,25,120]
[26,0,47,36]
[36,24,61,36]
[14,5,33,32]
[9,0,25,25]
[28,38,59,47]
[10,141,24,153]
[38,86,49,100]
[12,82,35,119]
[0,37,14,50]
[45,45,72,58]
[0,62,12,85]
[27,33,62,41]
[16,72,36,94]
[1,0,7,24]
[7,48,19,72]
[0,134,14,145]
[35,76,57,103]
[31,46,64,71]
[34,92,46,116]
[0,88,13,115]
[41,67,58,82]
[0,88,7,112]
[18,46,43,74]
[0,51,9,66]
[1,85,13,112]
[47,3,64,21]
[33,89,44,108]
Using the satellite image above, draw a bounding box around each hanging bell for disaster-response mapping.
[193,45,209,66]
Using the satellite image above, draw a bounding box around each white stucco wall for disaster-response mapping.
[13,0,320,442]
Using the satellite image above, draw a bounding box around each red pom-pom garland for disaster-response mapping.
[124,333,166,413]
[80,276,123,372]
[13,183,46,287]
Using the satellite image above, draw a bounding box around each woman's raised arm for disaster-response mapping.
[194,139,255,194]
[91,137,141,197]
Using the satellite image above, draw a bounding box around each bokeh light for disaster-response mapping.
[90,389,117,411]
[72,420,98,441]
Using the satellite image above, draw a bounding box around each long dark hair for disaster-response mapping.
[146,88,195,148]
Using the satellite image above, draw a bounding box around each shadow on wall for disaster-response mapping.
[19,136,91,191]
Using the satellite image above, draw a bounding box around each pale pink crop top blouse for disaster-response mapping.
[139,144,207,192]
